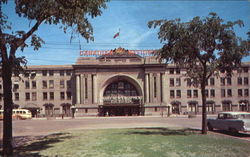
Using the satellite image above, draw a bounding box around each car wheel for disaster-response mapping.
[207,123,213,131]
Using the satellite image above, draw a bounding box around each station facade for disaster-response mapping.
[0,48,249,117]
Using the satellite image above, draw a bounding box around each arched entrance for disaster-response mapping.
[99,78,143,116]
[61,103,71,117]
[206,100,215,114]
[171,101,181,114]
[239,100,249,111]
[222,100,232,111]
[44,103,54,117]
[188,101,198,114]
[23,103,39,117]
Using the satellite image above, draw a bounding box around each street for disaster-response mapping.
[0,115,250,145]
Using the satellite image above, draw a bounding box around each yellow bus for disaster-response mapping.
[0,109,32,120]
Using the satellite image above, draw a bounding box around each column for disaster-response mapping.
[149,73,153,103]
[93,74,97,104]
[156,73,161,101]
[80,74,85,104]
[161,73,167,105]
[76,75,81,104]
[145,73,149,103]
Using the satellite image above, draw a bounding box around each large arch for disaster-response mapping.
[99,74,143,104]
[98,74,144,116]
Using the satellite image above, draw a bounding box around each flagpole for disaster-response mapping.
[118,28,120,48]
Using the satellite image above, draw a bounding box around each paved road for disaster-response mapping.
[0,115,249,142]
[0,116,202,137]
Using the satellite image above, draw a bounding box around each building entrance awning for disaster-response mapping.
[23,103,40,109]
[100,103,141,107]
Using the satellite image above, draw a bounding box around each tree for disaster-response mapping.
[0,0,108,155]
[148,12,249,134]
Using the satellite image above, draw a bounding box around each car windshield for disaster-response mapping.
[237,114,250,119]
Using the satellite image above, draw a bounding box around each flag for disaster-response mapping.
[113,29,120,39]
[113,32,119,39]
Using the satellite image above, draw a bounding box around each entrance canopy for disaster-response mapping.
[24,103,39,109]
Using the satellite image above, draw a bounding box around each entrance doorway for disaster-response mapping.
[99,105,140,116]
[101,79,143,116]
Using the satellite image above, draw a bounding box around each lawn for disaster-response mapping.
[14,128,250,157]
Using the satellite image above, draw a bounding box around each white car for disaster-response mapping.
[207,112,250,133]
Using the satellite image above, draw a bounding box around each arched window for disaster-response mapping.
[104,80,138,97]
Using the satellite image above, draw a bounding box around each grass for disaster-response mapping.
[13,128,250,157]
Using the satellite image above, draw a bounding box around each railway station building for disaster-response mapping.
[0,47,249,117]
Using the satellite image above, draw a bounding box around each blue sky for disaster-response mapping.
[3,0,250,65]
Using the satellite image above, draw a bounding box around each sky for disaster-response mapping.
[2,0,250,65]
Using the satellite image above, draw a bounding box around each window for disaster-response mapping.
[60,92,65,100]
[186,78,191,86]
[227,89,232,97]
[205,80,208,86]
[170,78,174,87]
[32,92,37,101]
[210,78,215,86]
[24,72,29,77]
[244,77,249,85]
[187,90,192,98]
[60,80,65,88]
[49,80,54,89]
[170,90,175,98]
[43,92,48,100]
[13,84,19,89]
[60,70,64,76]
[49,70,54,76]
[50,92,54,100]
[25,80,30,89]
[244,89,249,97]
[15,93,19,101]
[66,70,71,76]
[176,78,181,86]
[227,77,231,85]
[32,81,36,89]
[176,90,181,98]
[67,80,71,89]
[0,93,2,101]
[220,78,225,86]
[238,77,242,85]
[205,89,208,97]
[210,89,215,97]
[238,89,243,97]
[221,89,225,97]
[169,68,174,74]
[67,92,71,100]
[193,90,198,98]
[243,67,248,73]
[42,80,47,89]
[42,70,47,76]
[30,71,36,77]
[176,68,180,74]
[25,92,30,101]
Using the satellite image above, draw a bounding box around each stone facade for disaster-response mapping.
[0,48,249,117]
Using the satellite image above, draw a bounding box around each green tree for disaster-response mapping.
[148,12,249,134]
[0,0,108,155]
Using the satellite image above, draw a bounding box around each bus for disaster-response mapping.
[0,109,32,120]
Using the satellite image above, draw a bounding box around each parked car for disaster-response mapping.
[207,112,250,133]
